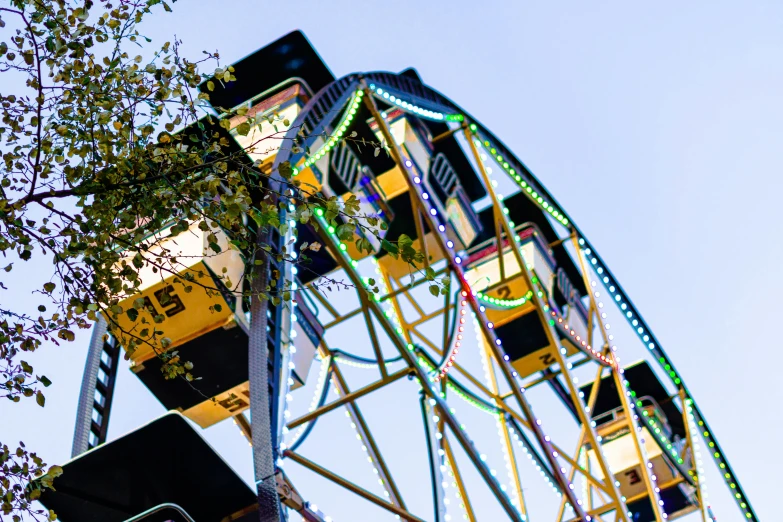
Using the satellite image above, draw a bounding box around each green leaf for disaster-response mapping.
[429,285,440,297]
[381,239,399,259]
[126,308,139,322]
[35,391,45,407]
[278,161,293,179]
[213,303,223,313]
[43,282,55,293]
[132,253,144,269]
[207,80,215,91]
[39,376,52,387]
[236,122,250,136]
[336,223,355,241]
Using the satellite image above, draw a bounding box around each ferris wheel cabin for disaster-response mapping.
[579,361,699,520]
[39,413,259,521]
[97,32,337,430]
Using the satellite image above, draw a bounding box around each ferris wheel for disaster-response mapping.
[39,31,755,522]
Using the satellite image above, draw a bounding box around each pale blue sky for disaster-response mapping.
[2,2,780,521]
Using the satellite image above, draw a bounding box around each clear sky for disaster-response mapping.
[2,1,781,521]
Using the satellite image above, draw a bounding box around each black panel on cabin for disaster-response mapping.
[627,485,694,522]
[551,243,586,297]
[471,191,554,246]
[136,326,249,411]
[294,223,339,285]
[200,31,335,110]
[385,192,432,243]
[552,282,570,310]
[495,312,550,361]
[350,101,397,179]
[579,361,685,438]
[179,115,248,163]
[432,133,487,202]
[38,413,256,521]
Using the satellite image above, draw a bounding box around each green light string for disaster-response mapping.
[468,128,569,227]
[625,387,685,466]
[292,89,364,177]
[476,290,534,309]
[418,356,497,416]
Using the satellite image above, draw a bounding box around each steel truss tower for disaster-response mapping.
[46,31,755,522]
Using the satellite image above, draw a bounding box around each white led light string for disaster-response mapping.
[284,353,331,450]
[473,312,530,518]
[439,440,472,521]
[423,398,456,522]
[277,208,302,466]
[338,405,396,505]
[368,83,464,123]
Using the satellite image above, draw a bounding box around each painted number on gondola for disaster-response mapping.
[153,285,186,317]
[625,468,642,485]
[219,395,248,412]
[539,352,555,366]
[497,285,511,299]
[219,389,251,412]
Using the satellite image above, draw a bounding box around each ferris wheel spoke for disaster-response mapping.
[283,449,425,522]
[326,356,408,511]
[285,367,409,431]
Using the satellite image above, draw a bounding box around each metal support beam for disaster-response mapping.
[287,368,409,430]
[328,361,409,510]
[420,394,447,522]
[72,317,120,456]
[441,434,477,522]
[284,450,426,522]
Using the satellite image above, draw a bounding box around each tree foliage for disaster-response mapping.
[0,0,445,519]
